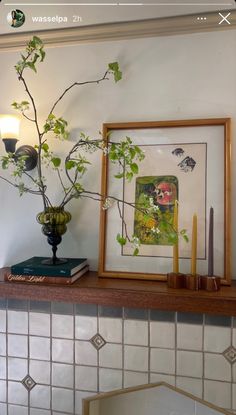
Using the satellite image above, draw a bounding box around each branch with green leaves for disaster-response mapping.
[0,36,188,254]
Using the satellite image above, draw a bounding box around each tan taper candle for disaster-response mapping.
[173,200,179,273]
[191,214,197,275]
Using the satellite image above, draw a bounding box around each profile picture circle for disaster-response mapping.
[7,9,25,28]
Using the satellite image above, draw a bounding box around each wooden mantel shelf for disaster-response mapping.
[0,268,236,316]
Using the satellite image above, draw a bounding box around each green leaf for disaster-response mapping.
[51,157,61,168]
[108,62,122,83]
[40,49,46,62]
[180,229,188,235]
[26,62,37,73]
[116,233,127,246]
[41,143,49,152]
[130,163,138,174]
[108,62,119,71]
[183,234,189,243]
[126,172,133,182]
[133,247,139,256]
[65,160,76,170]
[114,173,124,179]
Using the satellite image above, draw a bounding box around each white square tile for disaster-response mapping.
[8,311,28,334]
[29,312,50,337]
[0,357,6,379]
[0,311,6,332]
[233,328,236,348]
[9,405,28,415]
[204,380,231,409]
[124,345,148,372]
[143,385,196,415]
[30,409,51,415]
[0,333,6,356]
[233,384,236,410]
[150,373,175,386]
[99,343,122,369]
[75,316,97,340]
[75,340,97,366]
[8,357,27,380]
[75,391,95,415]
[0,380,6,402]
[52,362,74,388]
[99,368,122,392]
[52,338,74,364]
[8,335,27,358]
[204,326,231,353]
[195,402,225,415]
[0,403,6,415]
[52,314,73,339]
[150,348,175,375]
[176,376,203,399]
[233,364,236,383]
[52,387,74,413]
[30,385,50,409]
[177,323,202,351]
[75,365,97,391]
[177,350,203,378]
[30,360,50,384]
[124,371,148,388]
[8,381,28,405]
[99,317,122,343]
[30,336,50,361]
[150,321,175,349]
[124,320,148,346]
[204,353,231,381]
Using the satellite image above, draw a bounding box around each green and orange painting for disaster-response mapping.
[134,175,178,246]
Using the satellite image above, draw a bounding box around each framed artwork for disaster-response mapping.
[98,119,231,284]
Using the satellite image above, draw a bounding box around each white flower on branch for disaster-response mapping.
[132,236,141,249]
[102,198,113,210]
[151,227,161,234]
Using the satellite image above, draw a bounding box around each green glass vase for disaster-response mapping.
[37,207,72,265]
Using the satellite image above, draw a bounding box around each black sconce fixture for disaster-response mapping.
[0,115,37,171]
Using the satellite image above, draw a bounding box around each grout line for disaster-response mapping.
[97,306,100,393]
[6,301,9,415]
[148,309,151,384]
[49,301,52,413]
[122,306,125,389]
[73,303,76,415]
[202,313,205,400]
[27,300,30,415]
[175,311,177,387]
[231,316,233,411]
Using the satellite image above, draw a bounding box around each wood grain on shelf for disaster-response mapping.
[0,268,236,316]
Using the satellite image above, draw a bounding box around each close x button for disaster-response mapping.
[218,12,231,25]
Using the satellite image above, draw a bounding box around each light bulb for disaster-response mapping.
[0,114,20,139]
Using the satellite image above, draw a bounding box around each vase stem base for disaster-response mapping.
[41,257,68,265]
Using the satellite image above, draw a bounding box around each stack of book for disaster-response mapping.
[4,256,89,285]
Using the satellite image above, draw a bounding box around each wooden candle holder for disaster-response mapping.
[167,273,221,291]
[185,274,201,291]
[200,275,221,291]
[167,273,185,289]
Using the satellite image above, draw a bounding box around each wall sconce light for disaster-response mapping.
[0,114,38,171]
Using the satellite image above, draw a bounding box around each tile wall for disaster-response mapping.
[0,298,235,415]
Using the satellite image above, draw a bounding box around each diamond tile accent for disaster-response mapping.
[22,374,36,391]
[90,333,106,350]
[223,346,236,364]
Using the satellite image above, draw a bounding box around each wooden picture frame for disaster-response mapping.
[98,119,231,284]
[83,382,232,415]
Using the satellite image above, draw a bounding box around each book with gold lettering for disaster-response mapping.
[4,265,89,285]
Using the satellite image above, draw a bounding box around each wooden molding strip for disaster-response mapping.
[1,9,236,51]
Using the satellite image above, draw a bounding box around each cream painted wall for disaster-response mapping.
[0,30,236,277]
